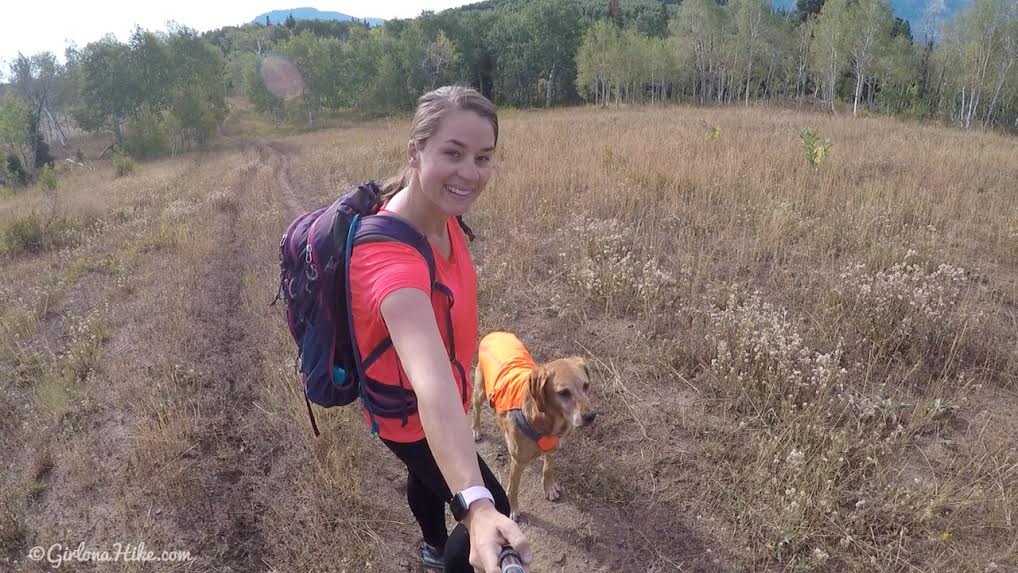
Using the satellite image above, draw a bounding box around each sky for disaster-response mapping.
[0,1,478,71]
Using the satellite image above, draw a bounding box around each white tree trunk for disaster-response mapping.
[983,55,1014,127]
[745,61,753,106]
[545,60,556,108]
[43,105,66,147]
[853,66,864,115]
[983,33,1016,127]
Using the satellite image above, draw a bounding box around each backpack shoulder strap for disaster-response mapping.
[346,213,440,434]
[349,213,472,416]
[353,213,437,287]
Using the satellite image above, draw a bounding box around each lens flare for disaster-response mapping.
[260,56,304,99]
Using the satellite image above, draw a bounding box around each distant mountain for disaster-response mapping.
[770,0,972,30]
[255,1,971,35]
[253,7,384,27]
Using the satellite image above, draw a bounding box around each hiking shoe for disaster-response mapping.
[419,541,445,570]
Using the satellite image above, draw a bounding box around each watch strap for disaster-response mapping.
[452,486,494,521]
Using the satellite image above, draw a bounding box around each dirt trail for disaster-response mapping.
[1,151,296,572]
[168,160,270,570]
[256,142,426,571]
[259,142,304,216]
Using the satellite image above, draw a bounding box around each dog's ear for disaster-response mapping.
[528,366,551,412]
[575,357,591,381]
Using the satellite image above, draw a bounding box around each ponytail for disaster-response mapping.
[380,165,411,203]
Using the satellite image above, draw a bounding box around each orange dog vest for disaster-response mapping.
[478,332,559,451]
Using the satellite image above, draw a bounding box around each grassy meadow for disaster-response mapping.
[1,102,1016,572]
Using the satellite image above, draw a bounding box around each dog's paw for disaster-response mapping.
[510,510,520,522]
[472,429,482,442]
[544,482,562,501]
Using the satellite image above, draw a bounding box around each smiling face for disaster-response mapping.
[408,109,497,217]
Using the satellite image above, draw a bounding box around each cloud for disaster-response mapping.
[1,1,476,65]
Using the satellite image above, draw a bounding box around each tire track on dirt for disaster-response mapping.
[258,142,306,216]
[4,157,277,572]
[257,141,429,571]
[179,159,270,571]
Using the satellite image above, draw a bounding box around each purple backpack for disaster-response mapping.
[274,181,473,436]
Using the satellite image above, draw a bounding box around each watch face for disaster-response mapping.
[451,493,467,521]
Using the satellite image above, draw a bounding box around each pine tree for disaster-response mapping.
[608,0,623,27]
[29,113,53,169]
[797,0,825,22]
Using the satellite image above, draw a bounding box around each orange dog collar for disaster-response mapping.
[536,435,560,451]
[510,409,559,452]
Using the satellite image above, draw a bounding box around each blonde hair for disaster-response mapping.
[380,86,499,201]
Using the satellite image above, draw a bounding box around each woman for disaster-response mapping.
[348,86,530,573]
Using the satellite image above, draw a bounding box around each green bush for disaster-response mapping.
[801,127,832,169]
[4,153,28,186]
[124,110,170,159]
[2,215,44,256]
[37,164,57,192]
[112,152,136,178]
[1,213,95,258]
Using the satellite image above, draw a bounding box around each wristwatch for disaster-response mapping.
[450,486,495,521]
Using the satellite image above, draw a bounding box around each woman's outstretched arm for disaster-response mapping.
[381,287,483,492]
[381,287,531,572]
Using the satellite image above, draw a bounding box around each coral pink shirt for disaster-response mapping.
[347,211,477,442]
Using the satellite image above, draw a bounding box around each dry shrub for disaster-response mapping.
[559,216,677,316]
[63,309,111,383]
[0,306,37,362]
[23,308,111,421]
[707,292,849,421]
[207,189,239,214]
[831,251,976,368]
[702,290,977,570]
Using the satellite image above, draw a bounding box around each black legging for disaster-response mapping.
[381,437,511,573]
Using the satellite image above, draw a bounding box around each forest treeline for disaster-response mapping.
[1,0,1016,182]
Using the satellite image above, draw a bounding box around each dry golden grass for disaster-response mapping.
[0,144,391,571]
[1,102,1016,572]
[290,104,1018,571]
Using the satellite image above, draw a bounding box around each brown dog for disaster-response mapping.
[471,331,596,520]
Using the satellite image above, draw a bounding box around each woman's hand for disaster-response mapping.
[463,501,531,573]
